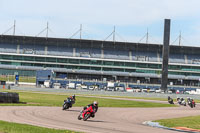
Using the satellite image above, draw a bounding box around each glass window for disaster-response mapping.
[35,57,45,62]
[46,64,57,68]
[136,63,147,68]
[80,66,90,70]
[21,63,33,66]
[125,62,135,67]
[1,61,11,65]
[113,62,124,66]
[169,65,180,70]
[1,55,12,60]
[113,68,124,72]
[69,59,79,64]
[13,56,22,60]
[103,61,113,66]
[125,69,135,72]
[46,57,57,62]
[80,60,90,64]
[91,67,101,71]
[102,68,112,71]
[91,60,102,65]
[24,56,35,61]
[11,62,21,66]
[57,58,68,63]
[148,64,159,69]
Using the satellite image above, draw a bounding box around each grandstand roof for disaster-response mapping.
[0,35,199,54]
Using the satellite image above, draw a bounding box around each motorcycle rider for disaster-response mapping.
[82,101,98,118]
[168,96,174,104]
[191,98,196,107]
[177,97,181,104]
[187,97,191,105]
[66,94,76,107]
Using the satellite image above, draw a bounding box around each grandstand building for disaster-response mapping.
[0,35,200,86]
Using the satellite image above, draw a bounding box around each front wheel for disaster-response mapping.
[62,103,69,110]
[78,114,82,120]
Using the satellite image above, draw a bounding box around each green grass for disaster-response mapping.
[0,90,176,107]
[0,76,36,83]
[94,95,167,101]
[155,116,200,129]
[0,120,79,133]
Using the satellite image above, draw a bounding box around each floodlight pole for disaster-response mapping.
[146,28,149,44]
[46,22,49,38]
[13,20,16,35]
[80,24,82,40]
[161,19,171,92]
[113,26,115,43]
[178,31,181,46]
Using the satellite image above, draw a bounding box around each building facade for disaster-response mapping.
[0,35,200,86]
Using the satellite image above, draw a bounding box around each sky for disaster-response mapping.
[0,0,200,46]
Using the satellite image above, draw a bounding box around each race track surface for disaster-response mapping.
[0,105,200,133]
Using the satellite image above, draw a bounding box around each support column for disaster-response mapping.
[161,19,171,92]
[44,46,48,55]
[73,48,76,57]
[129,51,132,60]
[17,45,20,54]
[101,49,104,59]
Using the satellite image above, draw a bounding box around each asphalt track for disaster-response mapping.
[0,105,200,133]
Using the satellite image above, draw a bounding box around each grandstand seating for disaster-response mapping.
[0,43,17,53]
[2,40,200,65]
[187,54,200,64]
[132,51,158,62]
[169,54,185,64]
[104,49,129,60]
[47,45,73,56]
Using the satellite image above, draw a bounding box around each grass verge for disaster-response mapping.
[154,116,200,129]
[0,120,79,133]
[0,90,176,107]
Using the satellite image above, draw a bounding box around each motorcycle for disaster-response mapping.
[187,99,196,108]
[78,106,95,121]
[192,100,196,108]
[188,100,193,108]
[62,98,74,110]
[177,98,186,106]
[168,96,174,104]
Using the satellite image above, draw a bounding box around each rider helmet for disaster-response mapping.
[72,94,75,99]
[93,101,98,106]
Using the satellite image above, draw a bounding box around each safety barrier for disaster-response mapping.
[0,92,19,103]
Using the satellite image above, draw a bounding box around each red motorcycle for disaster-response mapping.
[78,106,95,121]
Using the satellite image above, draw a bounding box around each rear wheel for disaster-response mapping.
[83,113,90,121]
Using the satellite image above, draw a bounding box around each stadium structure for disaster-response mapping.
[0,35,200,87]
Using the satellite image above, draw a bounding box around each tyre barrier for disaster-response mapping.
[0,92,19,103]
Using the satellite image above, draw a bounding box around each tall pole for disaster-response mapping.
[46,22,49,38]
[178,31,181,46]
[80,24,82,40]
[146,28,149,44]
[161,19,171,92]
[13,20,16,35]
[113,26,115,43]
